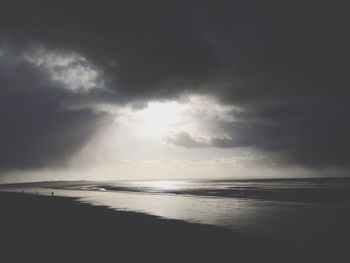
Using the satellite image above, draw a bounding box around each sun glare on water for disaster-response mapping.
[133,180,185,191]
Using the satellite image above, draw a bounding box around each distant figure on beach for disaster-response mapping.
[51,192,54,196]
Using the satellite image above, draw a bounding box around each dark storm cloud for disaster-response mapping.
[0,52,110,171]
[0,0,350,170]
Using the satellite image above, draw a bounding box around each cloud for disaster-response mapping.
[166,132,238,149]
[0,49,110,171]
[0,0,350,172]
[22,46,104,92]
[166,132,209,148]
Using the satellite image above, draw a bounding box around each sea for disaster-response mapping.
[2,177,350,243]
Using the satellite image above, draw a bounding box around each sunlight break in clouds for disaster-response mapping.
[113,95,238,144]
[114,100,183,139]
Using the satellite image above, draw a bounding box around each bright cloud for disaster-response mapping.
[112,95,239,145]
[22,46,103,92]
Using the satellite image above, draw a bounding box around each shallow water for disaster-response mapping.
[3,178,350,243]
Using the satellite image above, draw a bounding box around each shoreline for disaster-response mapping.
[0,192,346,262]
[3,177,350,205]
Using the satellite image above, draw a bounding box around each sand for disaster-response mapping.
[0,192,346,262]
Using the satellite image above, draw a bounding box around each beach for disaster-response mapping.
[1,191,348,263]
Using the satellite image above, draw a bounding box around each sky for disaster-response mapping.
[0,1,349,183]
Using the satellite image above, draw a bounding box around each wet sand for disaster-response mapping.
[0,192,347,262]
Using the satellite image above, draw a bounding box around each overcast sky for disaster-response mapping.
[1,1,349,182]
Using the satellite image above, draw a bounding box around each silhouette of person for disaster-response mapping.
[51,192,54,196]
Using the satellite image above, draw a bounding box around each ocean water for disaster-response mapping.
[2,178,350,243]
